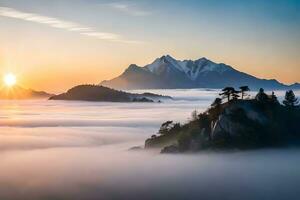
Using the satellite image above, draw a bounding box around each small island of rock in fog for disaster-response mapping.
[145,87,300,153]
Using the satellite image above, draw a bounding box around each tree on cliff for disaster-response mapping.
[255,88,268,102]
[270,91,280,105]
[283,90,299,108]
[239,86,250,99]
[211,98,222,108]
[209,98,223,121]
[158,121,173,135]
[220,87,234,102]
[231,92,240,101]
[220,87,241,102]
[191,110,199,121]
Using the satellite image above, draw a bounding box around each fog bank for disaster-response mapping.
[1,148,300,200]
[0,89,299,199]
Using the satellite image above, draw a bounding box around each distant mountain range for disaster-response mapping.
[49,85,172,102]
[101,55,300,90]
[0,85,52,99]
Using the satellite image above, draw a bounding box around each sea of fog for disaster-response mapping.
[0,89,299,200]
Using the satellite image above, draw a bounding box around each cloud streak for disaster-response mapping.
[0,6,140,43]
[108,2,151,16]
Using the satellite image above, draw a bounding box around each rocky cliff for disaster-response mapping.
[145,90,300,153]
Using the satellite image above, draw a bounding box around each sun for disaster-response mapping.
[3,73,17,87]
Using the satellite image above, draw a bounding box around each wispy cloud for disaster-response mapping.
[108,2,151,16]
[0,6,140,43]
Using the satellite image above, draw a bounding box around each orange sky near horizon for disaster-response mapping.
[1,58,299,94]
[0,1,299,94]
[0,41,299,94]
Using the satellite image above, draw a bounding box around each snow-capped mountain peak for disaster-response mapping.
[101,55,296,90]
[145,55,231,80]
[146,55,184,74]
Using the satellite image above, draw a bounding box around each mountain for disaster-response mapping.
[49,84,172,102]
[0,85,52,99]
[101,55,300,90]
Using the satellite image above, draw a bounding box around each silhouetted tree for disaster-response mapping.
[239,86,250,100]
[220,87,235,102]
[209,98,223,121]
[270,91,280,105]
[231,92,240,100]
[158,121,173,135]
[211,98,222,107]
[255,88,268,103]
[283,90,299,108]
[191,110,198,121]
[172,123,181,132]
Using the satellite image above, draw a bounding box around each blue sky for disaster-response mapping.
[0,0,299,92]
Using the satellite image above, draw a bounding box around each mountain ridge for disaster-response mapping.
[101,55,300,90]
[49,84,172,102]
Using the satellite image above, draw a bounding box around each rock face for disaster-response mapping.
[161,145,179,154]
[101,55,300,90]
[145,97,300,152]
[49,84,172,102]
[211,101,269,141]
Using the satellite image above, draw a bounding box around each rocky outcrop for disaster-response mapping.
[145,133,178,149]
[144,97,300,152]
[161,145,179,153]
[211,101,269,141]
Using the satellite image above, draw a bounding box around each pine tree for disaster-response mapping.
[231,92,240,100]
[191,110,198,121]
[211,98,222,107]
[270,91,280,105]
[283,90,299,108]
[158,121,173,135]
[255,88,268,102]
[220,87,235,102]
[239,86,250,99]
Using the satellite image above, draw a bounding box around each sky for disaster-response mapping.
[0,0,299,93]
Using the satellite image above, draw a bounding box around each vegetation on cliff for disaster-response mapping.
[145,87,300,153]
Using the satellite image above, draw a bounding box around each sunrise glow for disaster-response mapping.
[3,73,16,87]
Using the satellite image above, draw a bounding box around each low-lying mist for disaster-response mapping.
[1,147,300,200]
[0,89,299,199]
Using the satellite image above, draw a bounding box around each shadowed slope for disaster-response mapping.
[49,84,172,102]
